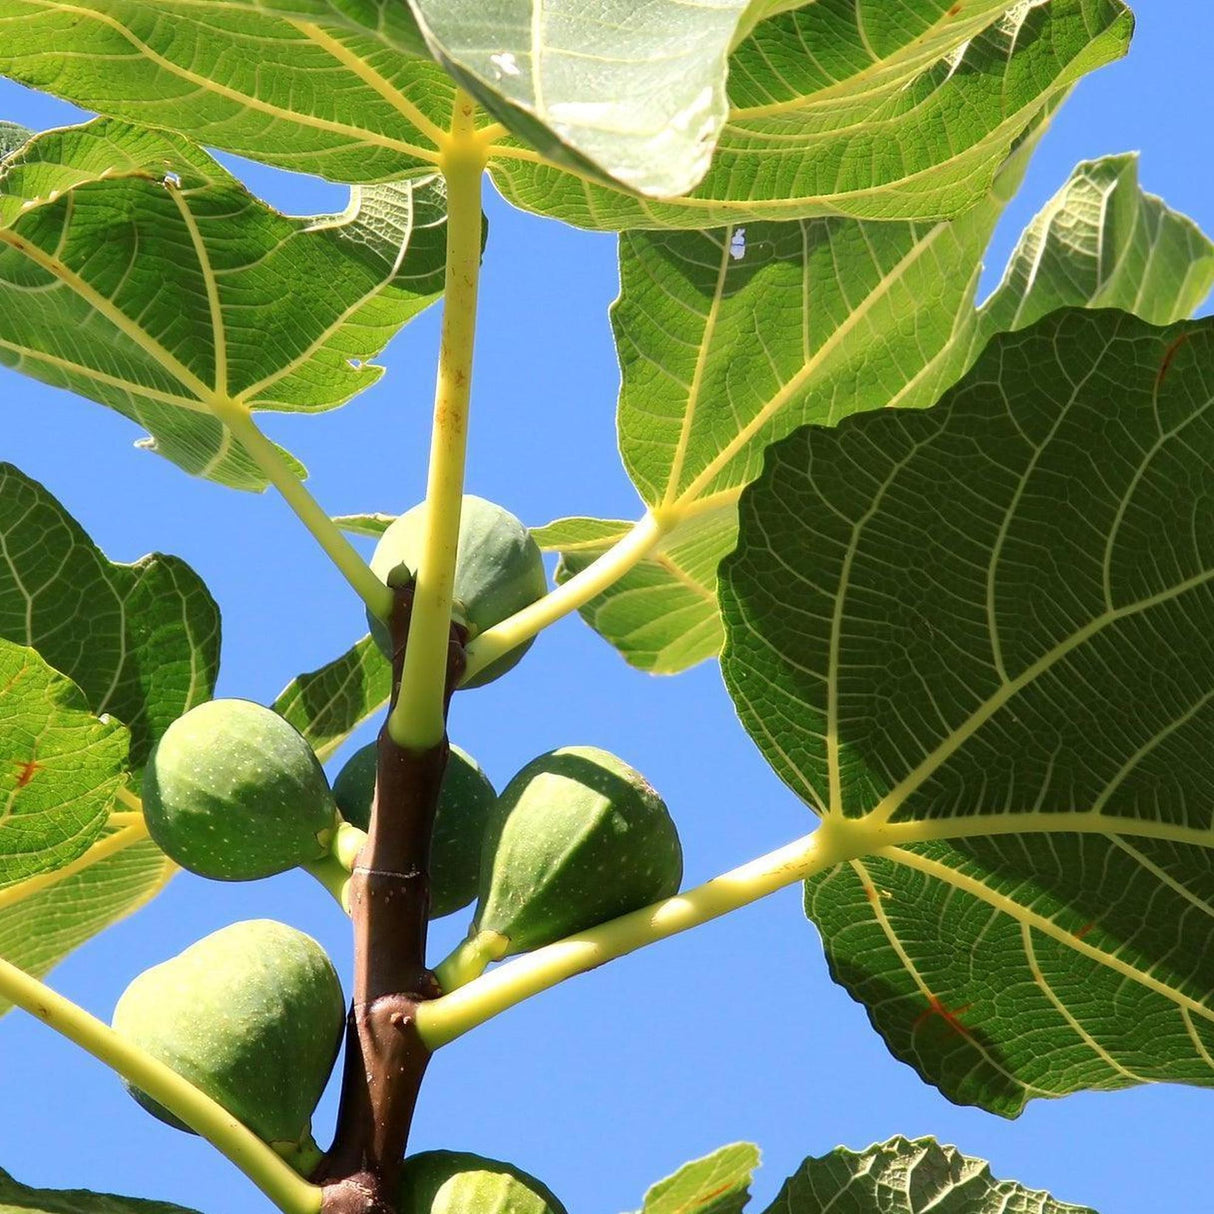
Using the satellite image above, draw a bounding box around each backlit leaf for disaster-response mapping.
[0,120,447,490]
[0,465,219,770]
[0,641,127,886]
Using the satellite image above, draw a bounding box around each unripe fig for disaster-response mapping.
[142,698,338,881]
[367,495,547,687]
[111,920,344,1165]
[400,1150,567,1214]
[333,741,496,919]
[444,747,682,982]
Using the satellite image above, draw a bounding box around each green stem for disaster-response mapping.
[303,855,353,914]
[0,956,322,1214]
[462,511,667,685]
[389,91,487,749]
[433,930,508,994]
[416,827,839,1048]
[215,400,393,621]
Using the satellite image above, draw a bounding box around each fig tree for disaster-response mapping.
[142,698,338,882]
[400,1150,567,1214]
[367,495,547,687]
[440,747,682,986]
[333,740,496,918]
[111,920,344,1169]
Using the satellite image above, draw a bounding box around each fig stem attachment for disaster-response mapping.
[462,511,667,684]
[389,89,486,750]
[416,827,840,1048]
[0,955,322,1214]
[303,854,353,914]
[332,822,368,872]
[213,398,394,622]
[433,929,509,994]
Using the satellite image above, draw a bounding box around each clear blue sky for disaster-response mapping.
[0,7,1211,1212]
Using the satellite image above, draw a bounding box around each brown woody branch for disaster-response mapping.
[318,584,465,1214]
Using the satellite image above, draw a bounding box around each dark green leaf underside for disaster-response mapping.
[0,1166,199,1213]
[721,309,1214,1114]
[761,1136,1096,1213]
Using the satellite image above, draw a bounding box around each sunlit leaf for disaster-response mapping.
[0,640,128,886]
[0,833,171,1018]
[0,466,219,769]
[0,1,444,182]
[489,0,1131,229]
[534,514,733,674]
[409,0,749,199]
[634,1143,757,1214]
[0,2,1128,228]
[0,120,447,490]
[572,151,1214,672]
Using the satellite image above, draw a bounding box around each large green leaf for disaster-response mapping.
[409,0,749,200]
[720,309,1214,1115]
[760,1137,1096,1213]
[0,1,444,182]
[273,635,393,764]
[0,641,128,886]
[489,0,1132,229]
[0,466,219,770]
[0,1167,198,1213]
[634,1143,758,1214]
[0,2,1127,228]
[555,152,1214,673]
[0,120,447,490]
[0,833,171,1017]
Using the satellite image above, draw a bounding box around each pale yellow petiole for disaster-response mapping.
[214,399,393,621]
[301,822,367,915]
[115,785,143,813]
[105,811,145,829]
[389,89,488,749]
[0,957,322,1214]
[461,511,668,685]
[416,826,840,1048]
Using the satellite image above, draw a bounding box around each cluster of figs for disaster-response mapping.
[110,498,683,1207]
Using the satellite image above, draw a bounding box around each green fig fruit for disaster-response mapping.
[112,920,345,1165]
[367,495,547,687]
[142,698,338,882]
[442,747,682,983]
[400,1151,567,1214]
[333,741,496,919]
